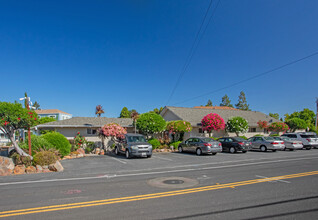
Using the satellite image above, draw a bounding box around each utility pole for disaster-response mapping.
[316,98,318,130]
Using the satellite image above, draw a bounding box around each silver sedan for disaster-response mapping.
[273,136,303,151]
[248,136,285,152]
[178,137,222,156]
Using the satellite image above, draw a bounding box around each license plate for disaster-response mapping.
[142,152,146,157]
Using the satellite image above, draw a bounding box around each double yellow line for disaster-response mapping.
[1,170,318,218]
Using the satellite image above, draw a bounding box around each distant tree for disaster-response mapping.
[32,101,41,110]
[136,112,166,138]
[284,108,315,129]
[235,91,250,111]
[0,102,38,157]
[257,120,269,129]
[286,118,307,132]
[205,99,213,107]
[226,116,248,137]
[151,107,164,115]
[131,111,139,133]
[269,113,279,120]
[220,95,233,107]
[201,113,225,136]
[166,120,192,141]
[120,107,131,118]
[95,105,105,117]
[37,117,56,125]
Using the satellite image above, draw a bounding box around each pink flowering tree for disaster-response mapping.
[0,102,38,158]
[166,120,192,141]
[201,113,225,136]
[268,122,289,133]
[99,123,127,152]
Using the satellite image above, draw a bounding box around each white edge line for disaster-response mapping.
[110,157,127,164]
[0,156,317,186]
[152,156,174,161]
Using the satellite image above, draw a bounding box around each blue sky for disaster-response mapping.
[1,0,317,118]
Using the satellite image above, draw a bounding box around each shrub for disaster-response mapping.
[33,150,58,166]
[74,132,87,149]
[226,116,248,136]
[10,152,32,166]
[201,113,225,133]
[136,113,166,136]
[270,134,280,137]
[268,122,289,132]
[170,141,182,150]
[42,132,71,156]
[253,134,263,137]
[20,135,54,155]
[148,138,161,149]
[210,137,219,141]
[239,136,248,140]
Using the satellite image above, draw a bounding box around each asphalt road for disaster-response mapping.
[1,149,318,219]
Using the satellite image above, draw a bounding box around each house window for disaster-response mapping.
[49,115,56,118]
[87,128,97,135]
[199,128,204,133]
[248,128,256,132]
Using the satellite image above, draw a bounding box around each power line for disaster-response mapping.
[166,0,221,105]
[172,51,318,105]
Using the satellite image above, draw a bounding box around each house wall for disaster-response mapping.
[162,110,181,122]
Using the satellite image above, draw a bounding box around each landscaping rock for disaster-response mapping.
[95,148,100,155]
[42,168,51,173]
[77,153,84,158]
[0,167,13,176]
[63,156,72,159]
[14,165,26,175]
[48,161,64,172]
[77,148,85,155]
[36,165,43,173]
[25,166,37,174]
[0,156,15,176]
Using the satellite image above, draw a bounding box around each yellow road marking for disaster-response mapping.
[1,170,318,218]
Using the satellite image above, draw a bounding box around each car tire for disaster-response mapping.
[260,145,267,152]
[115,147,119,155]
[212,153,217,155]
[178,146,183,153]
[306,146,311,150]
[242,150,247,153]
[283,147,286,151]
[196,148,202,156]
[272,149,277,152]
[125,149,131,159]
[147,154,152,158]
[229,147,236,154]
[289,149,294,151]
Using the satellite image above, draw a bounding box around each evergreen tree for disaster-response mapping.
[235,91,250,111]
[220,95,233,107]
[205,99,213,107]
[269,113,279,120]
[120,107,131,118]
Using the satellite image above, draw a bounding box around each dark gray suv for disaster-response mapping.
[115,133,152,159]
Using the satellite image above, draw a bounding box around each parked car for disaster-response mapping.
[115,133,152,159]
[247,136,285,152]
[178,137,222,156]
[272,136,303,151]
[218,137,251,153]
[281,132,318,150]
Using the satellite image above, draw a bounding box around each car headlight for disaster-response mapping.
[131,146,138,150]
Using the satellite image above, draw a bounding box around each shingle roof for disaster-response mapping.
[36,117,133,128]
[35,109,72,115]
[194,106,239,110]
[162,106,280,127]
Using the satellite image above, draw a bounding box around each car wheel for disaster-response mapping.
[229,147,236,154]
[125,149,131,159]
[242,150,247,153]
[306,146,311,150]
[115,147,119,155]
[178,146,183,153]
[212,153,217,155]
[196,148,202,156]
[289,149,294,151]
[147,154,152,158]
[272,149,277,152]
[260,145,267,152]
[283,147,286,151]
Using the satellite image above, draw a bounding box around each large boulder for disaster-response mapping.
[48,161,64,172]
[25,166,37,174]
[36,165,43,173]
[14,165,26,175]
[0,156,14,176]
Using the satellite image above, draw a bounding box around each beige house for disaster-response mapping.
[160,106,281,139]
[35,117,134,146]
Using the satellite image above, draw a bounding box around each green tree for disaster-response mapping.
[286,118,308,132]
[151,107,164,115]
[284,108,315,128]
[0,102,38,157]
[136,112,166,138]
[166,120,192,141]
[205,99,213,107]
[235,91,250,111]
[120,107,131,118]
[220,94,233,107]
[37,117,56,125]
[226,116,249,136]
[269,113,279,120]
[32,101,41,110]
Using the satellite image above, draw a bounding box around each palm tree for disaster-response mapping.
[95,105,105,117]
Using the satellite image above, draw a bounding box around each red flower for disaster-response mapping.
[34,118,37,120]
[18,118,21,120]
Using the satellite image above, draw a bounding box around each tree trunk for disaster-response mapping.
[8,131,33,159]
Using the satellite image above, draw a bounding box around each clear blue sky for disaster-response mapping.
[1,0,317,118]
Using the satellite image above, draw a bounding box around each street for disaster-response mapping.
[1,150,318,219]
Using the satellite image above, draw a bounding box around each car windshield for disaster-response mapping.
[280,137,292,141]
[300,134,317,138]
[264,137,275,141]
[233,137,246,142]
[272,137,281,140]
[200,138,215,142]
[127,136,147,143]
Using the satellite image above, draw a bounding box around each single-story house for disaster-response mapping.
[35,117,134,146]
[160,106,281,139]
[35,109,72,121]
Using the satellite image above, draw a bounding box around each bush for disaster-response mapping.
[42,132,71,156]
[148,138,161,149]
[270,134,280,137]
[210,137,219,141]
[20,135,54,155]
[170,141,182,150]
[33,150,58,166]
[253,134,263,137]
[10,152,32,166]
[239,136,248,140]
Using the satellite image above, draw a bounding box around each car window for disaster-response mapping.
[288,134,297,138]
[273,137,281,140]
[201,138,214,142]
[248,137,254,142]
[185,138,193,144]
[219,138,225,142]
[228,138,233,142]
[264,137,275,141]
[127,136,147,143]
[233,137,246,142]
[300,134,317,138]
[255,137,263,141]
[193,138,200,142]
